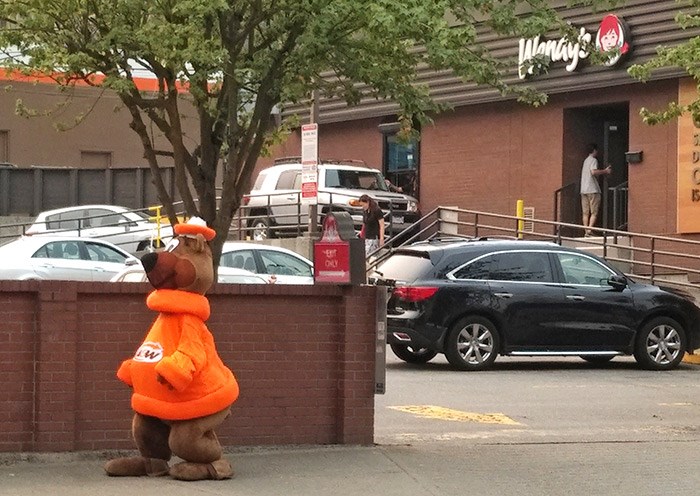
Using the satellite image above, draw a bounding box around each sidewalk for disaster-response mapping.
[3,439,700,496]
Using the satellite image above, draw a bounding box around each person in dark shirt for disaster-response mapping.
[358,194,385,255]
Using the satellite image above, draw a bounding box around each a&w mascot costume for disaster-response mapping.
[105,217,239,481]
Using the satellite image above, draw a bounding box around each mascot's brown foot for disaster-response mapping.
[169,458,234,481]
[104,456,170,477]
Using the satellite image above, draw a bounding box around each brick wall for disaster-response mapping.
[0,281,380,453]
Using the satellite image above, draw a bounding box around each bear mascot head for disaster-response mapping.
[104,217,239,481]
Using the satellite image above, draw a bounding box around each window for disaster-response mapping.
[46,211,85,230]
[276,170,300,190]
[34,241,82,260]
[453,256,493,280]
[258,250,312,277]
[87,208,129,227]
[383,129,419,198]
[84,242,129,263]
[556,253,613,286]
[220,250,257,273]
[488,252,554,282]
[0,130,8,163]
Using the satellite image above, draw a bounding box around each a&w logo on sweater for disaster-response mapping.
[133,341,164,362]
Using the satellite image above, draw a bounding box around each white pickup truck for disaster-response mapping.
[242,159,420,240]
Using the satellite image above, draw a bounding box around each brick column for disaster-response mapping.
[335,287,376,444]
[34,282,79,451]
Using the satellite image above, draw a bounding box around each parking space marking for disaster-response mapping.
[389,405,521,425]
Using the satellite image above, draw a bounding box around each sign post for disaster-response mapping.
[301,123,319,236]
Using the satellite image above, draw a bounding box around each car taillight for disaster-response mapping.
[393,286,439,302]
[242,195,250,206]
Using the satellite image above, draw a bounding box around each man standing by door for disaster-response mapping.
[580,143,612,236]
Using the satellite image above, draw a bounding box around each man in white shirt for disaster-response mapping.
[580,143,611,236]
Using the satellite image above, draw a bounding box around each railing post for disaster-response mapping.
[553,191,560,236]
[650,237,656,285]
[473,213,479,238]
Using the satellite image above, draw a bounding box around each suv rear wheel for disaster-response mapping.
[445,315,500,371]
[390,343,438,364]
[250,217,271,241]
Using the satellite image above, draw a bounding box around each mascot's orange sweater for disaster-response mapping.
[117,289,239,421]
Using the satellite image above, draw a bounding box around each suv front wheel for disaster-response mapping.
[445,315,500,371]
[633,316,686,370]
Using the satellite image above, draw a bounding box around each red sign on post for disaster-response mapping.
[314,214,351,283]
[314,242,351,283]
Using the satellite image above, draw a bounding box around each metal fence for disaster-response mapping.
[0,166,179,216]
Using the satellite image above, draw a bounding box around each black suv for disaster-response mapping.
[371,238,700,371]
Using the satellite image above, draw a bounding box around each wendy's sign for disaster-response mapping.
[518,14,632,79]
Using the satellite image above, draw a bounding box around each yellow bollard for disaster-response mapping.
[516,199,524,239]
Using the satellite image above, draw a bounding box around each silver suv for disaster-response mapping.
[242,159,420,240]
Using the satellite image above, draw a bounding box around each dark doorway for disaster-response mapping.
[379,119,420,200]
[561,103,629,235]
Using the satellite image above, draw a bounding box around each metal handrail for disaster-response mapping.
[368,206,700,290]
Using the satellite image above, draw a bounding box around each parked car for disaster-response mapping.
[242,159,420,240]
[0,235,138,281]
[111,265,269,284]
[25,204,174,254]
[219,242,314,284]
[370,237,700,371]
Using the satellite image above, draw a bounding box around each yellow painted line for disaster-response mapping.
[389,405,521,425]
[682,353,700,365]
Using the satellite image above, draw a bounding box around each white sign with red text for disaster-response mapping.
[301,123,318,205]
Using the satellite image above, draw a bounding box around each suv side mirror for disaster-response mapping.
[607,274,627,290]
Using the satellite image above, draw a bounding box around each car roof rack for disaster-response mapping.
[273,156,368,167]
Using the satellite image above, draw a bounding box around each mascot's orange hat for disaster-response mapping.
[174,217,216,241]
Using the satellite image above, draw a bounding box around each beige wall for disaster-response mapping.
[0,79,197,168]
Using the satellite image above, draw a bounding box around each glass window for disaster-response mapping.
[258,250,312,277]
[385,135,418,172]
[276,170,299,190]
[453,256,493,280]
[84,242,128,263]
[556,253,614,286]
[374,253,433,284]
[32,244,51,258]
[220,249,258,273]
[488,252,554,282]
[253,170,268,190]
[86,209,125,228]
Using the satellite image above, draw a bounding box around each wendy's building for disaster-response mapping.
[0,0,699,242]
[266,0,700,240]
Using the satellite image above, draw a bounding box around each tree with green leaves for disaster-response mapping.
[0,0,607,263]
[629,0,700,124]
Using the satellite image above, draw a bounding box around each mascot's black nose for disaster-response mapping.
[141,252,158,273]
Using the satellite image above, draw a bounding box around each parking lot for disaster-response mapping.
[375,352,700,446]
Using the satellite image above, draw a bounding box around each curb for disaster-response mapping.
[682,353,700,365]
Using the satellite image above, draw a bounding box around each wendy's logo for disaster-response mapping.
[596,14,631,66]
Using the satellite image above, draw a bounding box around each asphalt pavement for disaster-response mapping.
[5,355,700,496]
[2,438,700,496]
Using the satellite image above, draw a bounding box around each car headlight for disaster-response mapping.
[407,201,419,213]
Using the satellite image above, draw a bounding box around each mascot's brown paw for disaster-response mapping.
[169,458,234,481]
[104,456,170,477]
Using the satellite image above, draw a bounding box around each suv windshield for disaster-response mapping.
[325,169,389,192]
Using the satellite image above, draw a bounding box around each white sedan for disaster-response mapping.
[111,265,269,284]
[219,242,314,284]
[0,236,138,281]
